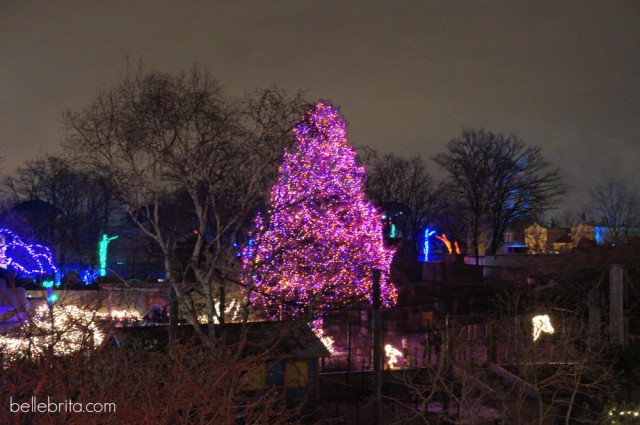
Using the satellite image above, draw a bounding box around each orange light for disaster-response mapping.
[435,233,453,254]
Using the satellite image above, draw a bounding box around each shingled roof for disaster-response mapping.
[111,321,330,359]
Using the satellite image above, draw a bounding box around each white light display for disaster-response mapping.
[0,304,105,360]
[385,343,403,368]
[196,299,241,324]
[312,325,335,354]
[532,314,555,341]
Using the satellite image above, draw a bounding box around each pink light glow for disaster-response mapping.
[243,102,397,321]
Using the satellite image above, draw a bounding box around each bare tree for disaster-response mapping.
[367,153,440,239]
[0,300,312,425]
[63,65,307,342]
[434,128,567,260]
[432,184,469,255]
[2,155,116,274]
[585,178,640,243]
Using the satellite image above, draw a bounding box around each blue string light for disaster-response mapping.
[419,227,436,262]
[0,229,57,277]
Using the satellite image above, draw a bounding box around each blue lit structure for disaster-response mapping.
[0,229,58,278]
[594,226,606,245]
[418,227,436,262]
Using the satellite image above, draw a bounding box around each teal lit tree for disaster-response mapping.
[98,234,118,277]
[242,102,397,322]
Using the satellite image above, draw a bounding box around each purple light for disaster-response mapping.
[242,102,397,321]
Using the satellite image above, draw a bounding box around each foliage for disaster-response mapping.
[0,330,306,425]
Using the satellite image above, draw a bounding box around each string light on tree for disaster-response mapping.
[0,303,105,360]
[98,234,118,277]
[242,102,397,324]
[0,229,57,277]
[419,227,436,262]
[435,233,461,254]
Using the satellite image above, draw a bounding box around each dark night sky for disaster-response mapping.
[2,1,639,211]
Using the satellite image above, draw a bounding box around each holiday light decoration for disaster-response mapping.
[95,309,143,321]
[436,233,450,253]
[385,343,403,368]
[435,233,461,255]
[609,407,640,423]
[197,299,241,324]
[0,229,57,276]
[532,314,555,341]
[312,324,335,354]
[0,303,105,360]
[389,223,397,238]
[242,102,397,322]
[98,234,118,277]
[419,228,436,262]
[81,268,99,285]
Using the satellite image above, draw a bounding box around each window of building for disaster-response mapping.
[285,360,308,387]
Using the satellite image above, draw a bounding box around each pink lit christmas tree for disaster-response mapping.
[242,102,397,323]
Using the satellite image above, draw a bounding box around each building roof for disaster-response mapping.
[111,320,330,359]
[554,235,572,243]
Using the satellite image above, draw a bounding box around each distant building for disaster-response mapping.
[523,221,640,254]
[524,223,571,254]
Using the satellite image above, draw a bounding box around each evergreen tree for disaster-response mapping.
[243,102,396,322]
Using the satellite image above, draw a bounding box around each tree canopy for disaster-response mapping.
[63,65,308,339]
[434,128,567,258]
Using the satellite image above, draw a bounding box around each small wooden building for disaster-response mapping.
[110,321,330,417]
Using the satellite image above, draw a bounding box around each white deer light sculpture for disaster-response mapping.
[532,314,555,341]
